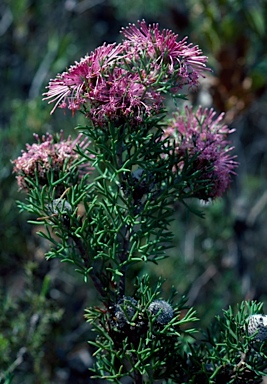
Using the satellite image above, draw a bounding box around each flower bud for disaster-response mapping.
[148,300,174,325]
[247,314,267,341]
[46,199,73,226]
[48,199,73,215]
[112,296,138,329]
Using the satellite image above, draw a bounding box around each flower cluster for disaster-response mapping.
[12,131,94,191]
[163,106,238,199]
[43,20,210,127]
[121,20,209,90]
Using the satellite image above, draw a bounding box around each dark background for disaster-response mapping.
[1,0,267,382]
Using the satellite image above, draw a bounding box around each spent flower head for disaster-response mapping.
[111,296,138,329]
[12,131,94,192]
[247,314,267,341]
[163,106,238,199]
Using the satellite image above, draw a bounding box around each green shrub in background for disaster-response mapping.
[0,262,63,384]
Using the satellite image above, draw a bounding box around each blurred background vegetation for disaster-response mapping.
[1,0,267,382]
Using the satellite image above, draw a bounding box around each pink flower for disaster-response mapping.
[43,20,211,126]
[44,49,163,126]
[85,68,163,125]
[43,43,123,114]
[121,20,210,89]
[13,131,94,192]
[163,106,238,199]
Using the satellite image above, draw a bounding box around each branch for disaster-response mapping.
[70,234,106,297]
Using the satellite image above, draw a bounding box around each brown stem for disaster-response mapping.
[118,225,131,296]
[133,364,144,384]
[134,373,143,384]
[70,234,106,297]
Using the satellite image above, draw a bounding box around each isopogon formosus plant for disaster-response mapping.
[13,20,267,383]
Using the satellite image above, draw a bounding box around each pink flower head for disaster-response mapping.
[43,20,211,126]
[164,106,238,199]
[85,67,163,125]
[43,41,163,125]
[43,43,124,115]
[121,20,210,89]
[13,131,94,192]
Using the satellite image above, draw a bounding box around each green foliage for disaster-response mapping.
[186,301,267,383]
[188,0,267,95]
[0,262,63,384]
[110,0,169,19]
[85,275,198,383]
[84,298,267,383]
[13,103,266,381]
[17,106,218,304]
